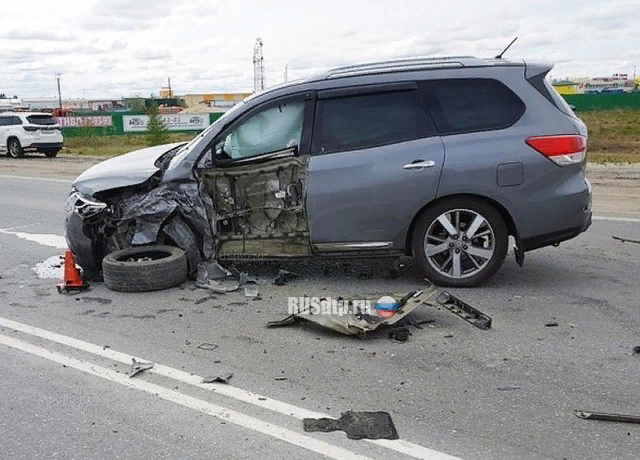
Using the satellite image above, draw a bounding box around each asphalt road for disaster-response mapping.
[1,166,640,460]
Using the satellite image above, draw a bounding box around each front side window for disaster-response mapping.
[313,90,428,154]
[216,100,305,160]
[12,116,22,125]
[0,117,10,126]
[421,79,525,135]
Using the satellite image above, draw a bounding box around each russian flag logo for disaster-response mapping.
[375,296,398,318]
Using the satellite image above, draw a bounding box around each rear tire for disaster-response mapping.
[43,149,60,158]
[7,138,23,158]
[412,197,509,287]
[102,245,188,292]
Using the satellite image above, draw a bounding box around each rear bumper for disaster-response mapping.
[521,177,592,251]
[28,142,63,150]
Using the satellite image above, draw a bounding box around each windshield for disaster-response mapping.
[167,101,247,168]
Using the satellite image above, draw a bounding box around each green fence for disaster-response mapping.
[60,112,224,137]
[562,92,640,112]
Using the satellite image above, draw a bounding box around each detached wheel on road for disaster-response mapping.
[412,197,509,287]
[43,149,60,158]
[7,138,23,158]
[102,245,188,292]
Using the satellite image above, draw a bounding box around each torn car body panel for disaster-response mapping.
[267,287,439,335]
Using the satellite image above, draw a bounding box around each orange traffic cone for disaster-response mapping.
[57,249,90,293]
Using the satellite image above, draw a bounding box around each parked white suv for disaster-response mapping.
[0,112,64,158]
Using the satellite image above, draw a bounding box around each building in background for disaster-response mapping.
[553,74,636,94]
[160,91,251,109]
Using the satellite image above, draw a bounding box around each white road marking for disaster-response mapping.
[0,174,73,184]
[0,229,67,249]
[0,333,372,460]
[593,215,640,224]
[0,316,462,460]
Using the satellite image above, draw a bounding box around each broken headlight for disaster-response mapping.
[66,189,108,219]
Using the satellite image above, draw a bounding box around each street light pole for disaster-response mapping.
[55,74,62,109]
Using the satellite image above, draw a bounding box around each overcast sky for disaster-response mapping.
[1,0,639,99]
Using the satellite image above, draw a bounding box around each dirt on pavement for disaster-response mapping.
[1,154,638,218]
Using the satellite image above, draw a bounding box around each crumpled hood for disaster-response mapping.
[72,142,185,196]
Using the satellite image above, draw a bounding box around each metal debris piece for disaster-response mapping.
[197,272,248,293]
[545,321,559,327]
[407,318,436,330]
[196,261,232,282]
[273,269,299,286]
[196,343,218,351]
[612,235,640,245]
[303,411,399,440]
[388,328,411,343]
[435,291,492,330]
[497,385,521,391]
[275,376,288,381]
[130,358,154,378]
[202,372,233,384]
[267,288,437,336]
[575,411,640,423]
[633,346,640,355]
[244,285,260,298]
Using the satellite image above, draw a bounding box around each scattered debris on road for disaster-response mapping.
[632,346,640,355]
[244,285,260,299]
[434,291,492,330]
[406,318,435,329]
[33,255,64,279]
[130,358,154,378]
[267,288,437,335]
[545,321,559,327]
[275,376,288,381]
[273,269,299,286]
[498,385,521,391]
[612,235,640,245]
[196,269,248,293]
[575,410,640,424]
[202,372,233,384]
[303,411,399,440]
[196,343,218,351]
[388,327,411,343]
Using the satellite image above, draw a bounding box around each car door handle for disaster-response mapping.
[402,160,436,170]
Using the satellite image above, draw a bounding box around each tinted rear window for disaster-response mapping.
[27,115,56,125]
[420,79,525,135]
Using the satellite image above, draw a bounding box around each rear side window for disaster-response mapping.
[26,115,56,125]
[420,79,525,135]
[313,90,433,154]
[12,116,22,125]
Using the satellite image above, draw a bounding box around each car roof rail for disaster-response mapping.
[324,56,484,79]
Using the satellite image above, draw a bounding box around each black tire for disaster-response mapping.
[7,138,23,158]
[412,197,509,287]
[102,245,188,292]
[43,149,60,158]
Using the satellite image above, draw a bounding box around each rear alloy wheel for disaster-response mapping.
[44,149,60,158]
[7,138,23,158]
[102,245,188,292]
[413,198,508,287]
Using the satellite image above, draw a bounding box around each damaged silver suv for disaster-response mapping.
[65,56,592,287]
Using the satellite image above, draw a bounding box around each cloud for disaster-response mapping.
[0,30,75,41]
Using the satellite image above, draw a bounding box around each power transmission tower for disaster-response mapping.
[253,38,264,92]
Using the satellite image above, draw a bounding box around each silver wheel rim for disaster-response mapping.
[424,208,495,279]
[9,141,19,157]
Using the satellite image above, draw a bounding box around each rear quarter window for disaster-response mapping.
[419,78,525,135]
[26,115,56,125]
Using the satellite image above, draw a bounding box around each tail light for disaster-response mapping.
[23,126,39,132]
[525,135,587,166]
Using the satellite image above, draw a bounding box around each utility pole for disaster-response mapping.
[55,73,62,109]
[284,64,288,83]
[167,77,172,98]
